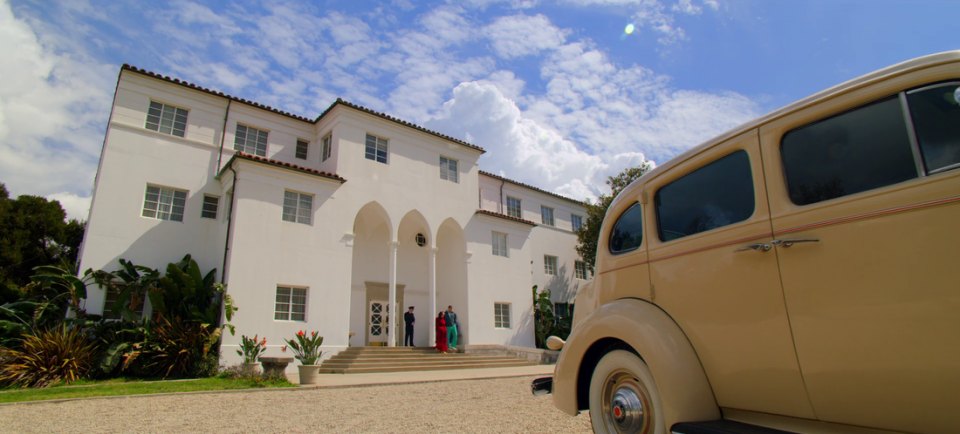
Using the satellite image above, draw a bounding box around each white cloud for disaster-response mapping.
[47,192,91,221]
[0,0,111,220]
[484,14,567,59]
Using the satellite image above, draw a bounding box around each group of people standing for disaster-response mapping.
[401,305,460,353]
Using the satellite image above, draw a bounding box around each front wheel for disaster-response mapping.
[589,350,665,434]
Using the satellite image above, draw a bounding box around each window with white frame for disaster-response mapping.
[234,124,268,156]
[275,286,307,321]
[145,101,188,137]
[365,133,388,164]
[295,139,309,160]
[575,260,588,280]
[440,156,459,183]
[494,303,511,328]
[571,214,583,232]
[506,196,521,218]
[541,206,555,226]
[544,255,558,276]
[321,133,332,162]
[282,190,312,224]
[492,231,508,257]
[201,194,219,219]
[142,184,187,222]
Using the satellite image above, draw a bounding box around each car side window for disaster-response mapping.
[781,96,917,205]
[655,150,754,242]
[609,202,643,254]
[906,82,960,174]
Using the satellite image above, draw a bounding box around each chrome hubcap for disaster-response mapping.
[602,372,650,433]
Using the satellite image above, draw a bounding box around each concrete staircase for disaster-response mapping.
[318,346,538,374]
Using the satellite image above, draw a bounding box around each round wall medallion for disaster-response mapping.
[415,233,426,247]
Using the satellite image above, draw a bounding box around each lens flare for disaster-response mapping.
[624,23,635,35]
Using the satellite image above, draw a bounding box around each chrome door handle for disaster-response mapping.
[772,238,820,248]
[735,243,771,252]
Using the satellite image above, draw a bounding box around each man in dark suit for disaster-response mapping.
[404,306,415,346]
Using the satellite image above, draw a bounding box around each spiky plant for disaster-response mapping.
[0,325,97,387]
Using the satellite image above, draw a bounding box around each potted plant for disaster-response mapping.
[284,330,324,385]
[236,334,267,376]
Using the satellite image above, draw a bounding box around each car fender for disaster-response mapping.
[552,298,719,427]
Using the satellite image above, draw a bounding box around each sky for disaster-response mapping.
[0,0,957,220]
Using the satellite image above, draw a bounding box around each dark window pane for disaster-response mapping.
[609,202,643,253]
[656,151,754,242]
[907,83,960,173]
[781,96,917,205]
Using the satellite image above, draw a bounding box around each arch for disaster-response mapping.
[350,201,393,347]
[436,217,469,346]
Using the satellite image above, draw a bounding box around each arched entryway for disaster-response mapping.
[436,218,469,346]
[396,211,431,347]
[349,202,392,347]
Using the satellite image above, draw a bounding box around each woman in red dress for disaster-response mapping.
[435,312,448,353]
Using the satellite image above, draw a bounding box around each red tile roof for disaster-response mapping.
[121,64,485,154]
[479,171,587,206]
[220,152,347,183]
[475,209,536,226]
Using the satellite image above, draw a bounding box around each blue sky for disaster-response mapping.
[0,0,956,220]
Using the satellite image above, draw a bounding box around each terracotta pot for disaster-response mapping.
[298,364,321,385]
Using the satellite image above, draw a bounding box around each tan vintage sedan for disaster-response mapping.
[536,51,960,433]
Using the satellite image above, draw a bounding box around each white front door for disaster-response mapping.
[368,300,389,345]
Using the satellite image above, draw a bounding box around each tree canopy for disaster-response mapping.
[575,163,653,273]
[0,183,85,303]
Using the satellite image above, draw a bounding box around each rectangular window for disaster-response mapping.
[321,134,332,162]
[295,139,309,160]
[282,190,312,225]
[571,214,583,232]
[492,231,508,257]
[201,194,219,219]
[494,303,511,328]
[365,134,388,164]
[440,156,459,183]
[145,101,188,137]
[544,255,558,276]
[541,206,554,226]
[506,196,522,218]
[234,124,268,156]
[575,260,588,280]
[142,185,187,222]
[781,96,916,205]
[656,151,754,242]
[274,286,307,321]
[906,82,960,174]
[102,286,146,321]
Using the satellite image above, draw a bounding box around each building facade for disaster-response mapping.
[78,65,589,366]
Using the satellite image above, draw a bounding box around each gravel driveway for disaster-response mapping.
[0,376,592,433]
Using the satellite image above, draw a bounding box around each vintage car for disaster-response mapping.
[535,51,960,433]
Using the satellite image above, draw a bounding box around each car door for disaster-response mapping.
[646,131,815,419]
[760,74,960,433]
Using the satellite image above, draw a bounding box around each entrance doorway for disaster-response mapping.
[368,300,388,346]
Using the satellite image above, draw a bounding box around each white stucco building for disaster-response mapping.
[78,65,589,365]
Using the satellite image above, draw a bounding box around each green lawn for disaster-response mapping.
[0,377,296,404]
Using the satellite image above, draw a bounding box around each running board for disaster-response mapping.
[671,420,796,434]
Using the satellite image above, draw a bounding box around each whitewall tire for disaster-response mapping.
[589,350,665,434]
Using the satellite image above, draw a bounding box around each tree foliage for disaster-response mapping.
[575,163,653,272]
[0,183,85,303]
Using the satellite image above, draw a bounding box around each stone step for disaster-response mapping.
[318,346,537,374]
[318,359,535,374]
[321,357,529,368]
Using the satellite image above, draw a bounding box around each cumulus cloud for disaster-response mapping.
[0,0,112,220]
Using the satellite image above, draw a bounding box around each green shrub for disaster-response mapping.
[122,316,221,379]
[0,325,97,387]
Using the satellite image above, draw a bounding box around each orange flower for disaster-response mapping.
[297,330,305,337]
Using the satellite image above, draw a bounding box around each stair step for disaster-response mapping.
[318,360,535,374]
[321,359,532,368]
